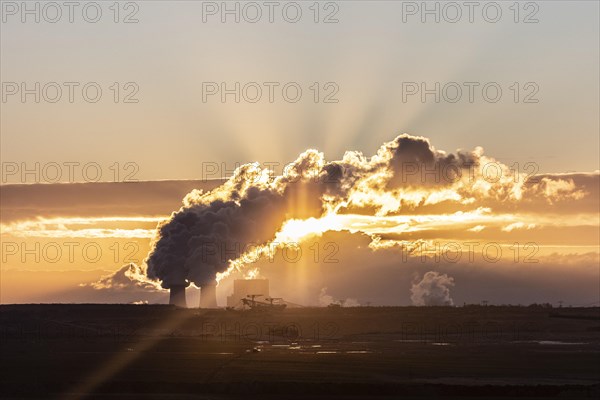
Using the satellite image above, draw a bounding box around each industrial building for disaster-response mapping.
[168,278,273,309]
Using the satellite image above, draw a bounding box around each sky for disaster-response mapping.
[1,1,599,306]
[2,1,599,177]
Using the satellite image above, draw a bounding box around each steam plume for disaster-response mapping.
[318,287,360,307]
[410,271,455,306]
[143,134,592,289]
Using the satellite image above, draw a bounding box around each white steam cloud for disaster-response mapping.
[318,287,360,307]
[410,271,455,306]
[85,134,595,294]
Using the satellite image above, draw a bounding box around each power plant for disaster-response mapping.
[168,278,283,309]
[169,284,188,307]
[199,280,218,308]
[168,281,218,309]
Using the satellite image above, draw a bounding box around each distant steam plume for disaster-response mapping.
[410,271,455,306]
[318,287,360,307]
[318,287,334,306]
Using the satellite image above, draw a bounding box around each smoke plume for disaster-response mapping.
[143,134,592,290]
[410,271,455,306]
[318,287,360,307]
[145,153,339,288]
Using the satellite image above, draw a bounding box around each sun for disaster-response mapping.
[275,214,344,243]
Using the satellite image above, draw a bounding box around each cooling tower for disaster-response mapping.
[169,285,187,307]
[199,281,218,308]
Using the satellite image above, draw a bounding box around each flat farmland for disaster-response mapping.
[1,305,598,399]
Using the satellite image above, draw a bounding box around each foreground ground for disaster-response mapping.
[0,305,599,399]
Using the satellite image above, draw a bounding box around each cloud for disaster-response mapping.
[17,134,590,299]
[3,231,598,306]
[86,263,163,292]
[0,179,224,223]
[468,225,485,232]
[501,222,536,232]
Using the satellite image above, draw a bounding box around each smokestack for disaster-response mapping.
[169,285,187,307]
[199,281,218,308]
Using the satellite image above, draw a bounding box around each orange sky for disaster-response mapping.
[1,141,598,306]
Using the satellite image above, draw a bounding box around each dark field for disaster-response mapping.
[1,305,599,399]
